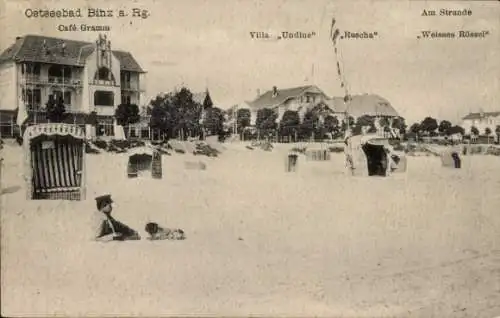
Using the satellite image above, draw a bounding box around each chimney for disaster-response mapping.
[272,86,278,97]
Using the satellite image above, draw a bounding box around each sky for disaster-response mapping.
[1,0,498,124]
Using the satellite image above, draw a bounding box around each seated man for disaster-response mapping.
[145,222,185,240]
[92,194,141,242]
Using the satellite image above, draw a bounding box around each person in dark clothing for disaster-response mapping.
[92,194,141,242]
[451,152,461,169]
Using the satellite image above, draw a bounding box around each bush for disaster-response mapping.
[193,143,220,157]
[109,139,130,149]
[94,140,108,149]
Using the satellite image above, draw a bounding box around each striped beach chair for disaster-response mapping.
[23,124,86,200]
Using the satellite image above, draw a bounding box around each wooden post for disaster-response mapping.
[10,114,14,137]
[81,141,86,200]
[0,158,3,195]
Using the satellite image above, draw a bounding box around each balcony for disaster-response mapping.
[121,81,145,92]
[22,75,83,87]
[91,79,118,87]
[25,103,79,113]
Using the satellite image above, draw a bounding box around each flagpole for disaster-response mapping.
[330,17,351,137]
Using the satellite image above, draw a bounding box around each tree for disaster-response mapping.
[203,93,213,109]
[341,116,355,133]
[324,115,340,134]
[379,117,390,128]
[279,110,300,139]
[392,117,407,135]
[420,117,438,136]
[236,108,251,133]
[408,123,421,141]
[438,120,452,136]
[256,108,278,131]
[353,115,376,135]
[149,93,175,138]
[203,107,224,136]
[471,126,479,136]
[485,127,492,144]
[174,87,203,139]
[115,103,140,126]
[46,95,66,123]
[148,87,203,140]
[300,109,320,139]
[448,125,465,136]
[85,111,98,126]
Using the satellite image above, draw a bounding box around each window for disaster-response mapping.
[121,94,131,105]
[97,67,110,81]
[121,71,131,82]
[94,91,114,106]
[48,65,72,78]
[22,63,41,75]
[22,88,42,109]
[97,118,114,137]
[306,95,311,103]
[51,90,72,105]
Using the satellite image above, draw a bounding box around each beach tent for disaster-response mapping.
[345,134,406,176]
[23,123,86,200]
[127,146,162,178]
[441,149,461,168]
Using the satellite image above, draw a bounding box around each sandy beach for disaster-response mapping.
[1,141,499,317]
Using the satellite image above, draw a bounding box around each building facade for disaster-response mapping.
[248,85,333,125]
[461,111,500,136]
[0,34,145,138]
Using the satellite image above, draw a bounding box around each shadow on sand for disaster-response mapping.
[0,186,21,195]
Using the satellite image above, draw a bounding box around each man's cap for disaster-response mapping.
[95,194,113,205]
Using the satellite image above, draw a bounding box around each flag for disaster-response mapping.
[332,28,340,44]
[16,96,29,128]
[330,18,336,38]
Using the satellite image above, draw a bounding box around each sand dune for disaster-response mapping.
[1,142,499,317]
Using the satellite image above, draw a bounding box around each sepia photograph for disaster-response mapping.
[0,0,499,316]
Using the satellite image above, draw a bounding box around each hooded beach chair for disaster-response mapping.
[23,123,86,200]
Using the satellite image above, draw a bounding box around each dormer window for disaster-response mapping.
[97,67,110,80]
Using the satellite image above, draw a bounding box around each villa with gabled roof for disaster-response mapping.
[0,34,146,138]
[248,85,334,124]
[461,110,500,136]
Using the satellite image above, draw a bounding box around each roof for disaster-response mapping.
[248,85,328,110]
[0,35,145,73]
[462,111,500,120]
[325,94,399,117]
[128,146,155,156]
[23,123,85,142]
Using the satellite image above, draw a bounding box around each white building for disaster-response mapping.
[0,34,146,138]
[461,111,500,136]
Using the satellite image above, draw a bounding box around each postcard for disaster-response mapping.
[0,0,499,317]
